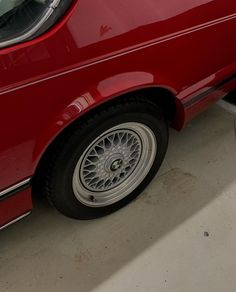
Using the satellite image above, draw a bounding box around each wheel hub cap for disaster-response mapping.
[110,158,123,172]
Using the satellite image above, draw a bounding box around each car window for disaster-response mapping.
[0,0,71,48]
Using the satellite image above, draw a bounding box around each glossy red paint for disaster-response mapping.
[0,0,236,228]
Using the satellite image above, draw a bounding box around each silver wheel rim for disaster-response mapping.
[72,122,157,207]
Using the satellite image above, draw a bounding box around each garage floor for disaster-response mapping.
[1,105,236,292]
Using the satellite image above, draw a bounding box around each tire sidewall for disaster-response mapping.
[50,102,169,219]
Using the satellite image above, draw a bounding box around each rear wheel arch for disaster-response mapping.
[32,86,178,195]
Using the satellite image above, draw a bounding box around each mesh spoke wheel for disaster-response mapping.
[72,122,157,207]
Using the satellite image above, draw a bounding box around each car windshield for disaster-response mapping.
[0,0,50,44]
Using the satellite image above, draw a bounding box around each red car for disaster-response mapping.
[0,0,236,229]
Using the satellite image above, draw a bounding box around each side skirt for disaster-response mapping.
[0,179,32,230]
[0,212,31,231]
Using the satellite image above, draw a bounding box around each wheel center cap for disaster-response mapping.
[110,159,123,172]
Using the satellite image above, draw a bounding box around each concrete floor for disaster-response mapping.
[1,105,236,292]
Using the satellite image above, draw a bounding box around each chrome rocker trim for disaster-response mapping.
[0,178,31,200]
[0,212,31,231]
[0,178,31,230]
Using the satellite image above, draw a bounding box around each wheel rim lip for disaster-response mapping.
[72,122,157,208]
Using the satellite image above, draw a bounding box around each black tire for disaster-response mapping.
[43,98,169,219]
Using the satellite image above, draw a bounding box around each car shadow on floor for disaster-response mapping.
[0,105,236,292]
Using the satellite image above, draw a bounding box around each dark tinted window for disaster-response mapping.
[0,0,51,43]
[0,0,73,48]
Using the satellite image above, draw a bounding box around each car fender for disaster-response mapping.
[32,70,180,170]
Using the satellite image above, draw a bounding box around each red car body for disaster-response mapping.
[0,0,236,229]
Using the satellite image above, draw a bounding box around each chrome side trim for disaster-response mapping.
[0,212,31,231]
[0,0,61,49]
[0,178,31,198]
[183,73,236,108]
